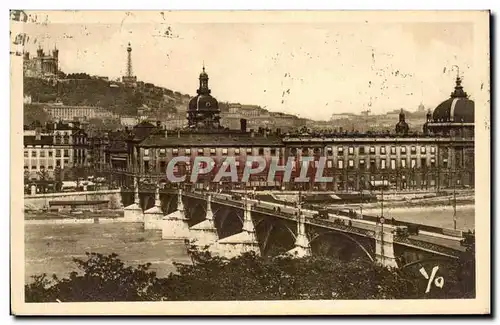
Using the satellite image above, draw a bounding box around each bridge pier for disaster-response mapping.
[214,203,261,259]
[160,189,190,240]
[144,185,163,230]
[375,225,398,268]
[123,179,143,223]
[189,194,218,249]
[286,211,311,258]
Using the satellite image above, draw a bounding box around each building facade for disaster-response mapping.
[23,121,89,181]
[108,71,475,192]
[23,47,59,78]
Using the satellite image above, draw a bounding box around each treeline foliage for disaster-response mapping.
[25,248,475,302]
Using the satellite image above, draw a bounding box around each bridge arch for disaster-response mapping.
[310,231,375,262]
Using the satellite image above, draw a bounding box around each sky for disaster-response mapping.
[16,12,475,120]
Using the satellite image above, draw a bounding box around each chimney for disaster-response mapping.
[177,130,181,138]
[165,130,168,139]
[240,118,247,132]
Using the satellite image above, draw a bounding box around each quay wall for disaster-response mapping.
[24,190,123,210]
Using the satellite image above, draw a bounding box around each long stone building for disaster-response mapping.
[102,68,474,192]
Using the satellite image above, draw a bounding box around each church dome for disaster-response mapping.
[432,76,474,123]
[188,94,219,112]
[188,66,219,112]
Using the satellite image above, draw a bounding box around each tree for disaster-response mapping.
[26,246,476,302]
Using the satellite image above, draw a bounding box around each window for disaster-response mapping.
[337,160,344,169]
[381,159,386,169]
[430,146,436,154]
[421,146,426,154]
[185,148,191,155]
[144,161,149,171]
[258,148,265,155]
[31,166,36,170]
[63,159,69,165]
[401,159,406,168]
[24,166,28,169]
[421,158,427,168]
[159,148,166,156]
[359,147,365,154]
[443,159,448,168]
[411,158,416,168]
[390,159,396,170]
[390,146,396,154]
[348,159,354,168]
[369,146,375,154]
[327,147,333,154]
[270,148,276,155]
[48,166,53,170]
[348,147,354,155]
[327,160,333,168]
[337,146,344,155]
[411,146,416,154]
[24,151,28,157]
[222,148,228,155]
[359,159,365,169]
[401,146,407,154]
[246,148,252,154]
[144,149,149,156]
[48,151,53,157]
[31,151,36,157]
[40,151,45,157]
[40,165,45,170]
[370,159,376,170]
[56,160,60,167]
[172,148,179,155]
[234,148,240,155]
[210,148,216,155]
[301,148,309,156]
[64,149,69,157]
[160,161,166,172]
[380,146,386,155]
[198,148,204,155]
[430,158,436,167]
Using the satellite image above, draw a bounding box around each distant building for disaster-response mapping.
[120,117,139,127]
[330,113,355,121]
[23,46,59,78]
[43,104,97,121]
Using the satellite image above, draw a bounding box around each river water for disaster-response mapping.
[24,222,191,284]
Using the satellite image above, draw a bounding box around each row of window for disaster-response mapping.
[323,145,436,155]
[142,157,445,173]
[332,158,437,169]
[144,148,280,157]
[24,149,70,157]
[24,160,70,170]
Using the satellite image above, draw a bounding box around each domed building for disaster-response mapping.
[395,109,409,135]
[423,75,474,138]
[187,66,222,130]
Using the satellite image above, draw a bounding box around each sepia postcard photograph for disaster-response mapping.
[10,10,490,316]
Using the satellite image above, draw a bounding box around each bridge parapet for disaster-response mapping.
[395,236,464,259]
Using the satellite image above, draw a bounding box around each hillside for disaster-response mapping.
[23,76,194,117]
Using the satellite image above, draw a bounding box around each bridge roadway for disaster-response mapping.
[180,190,465,258]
